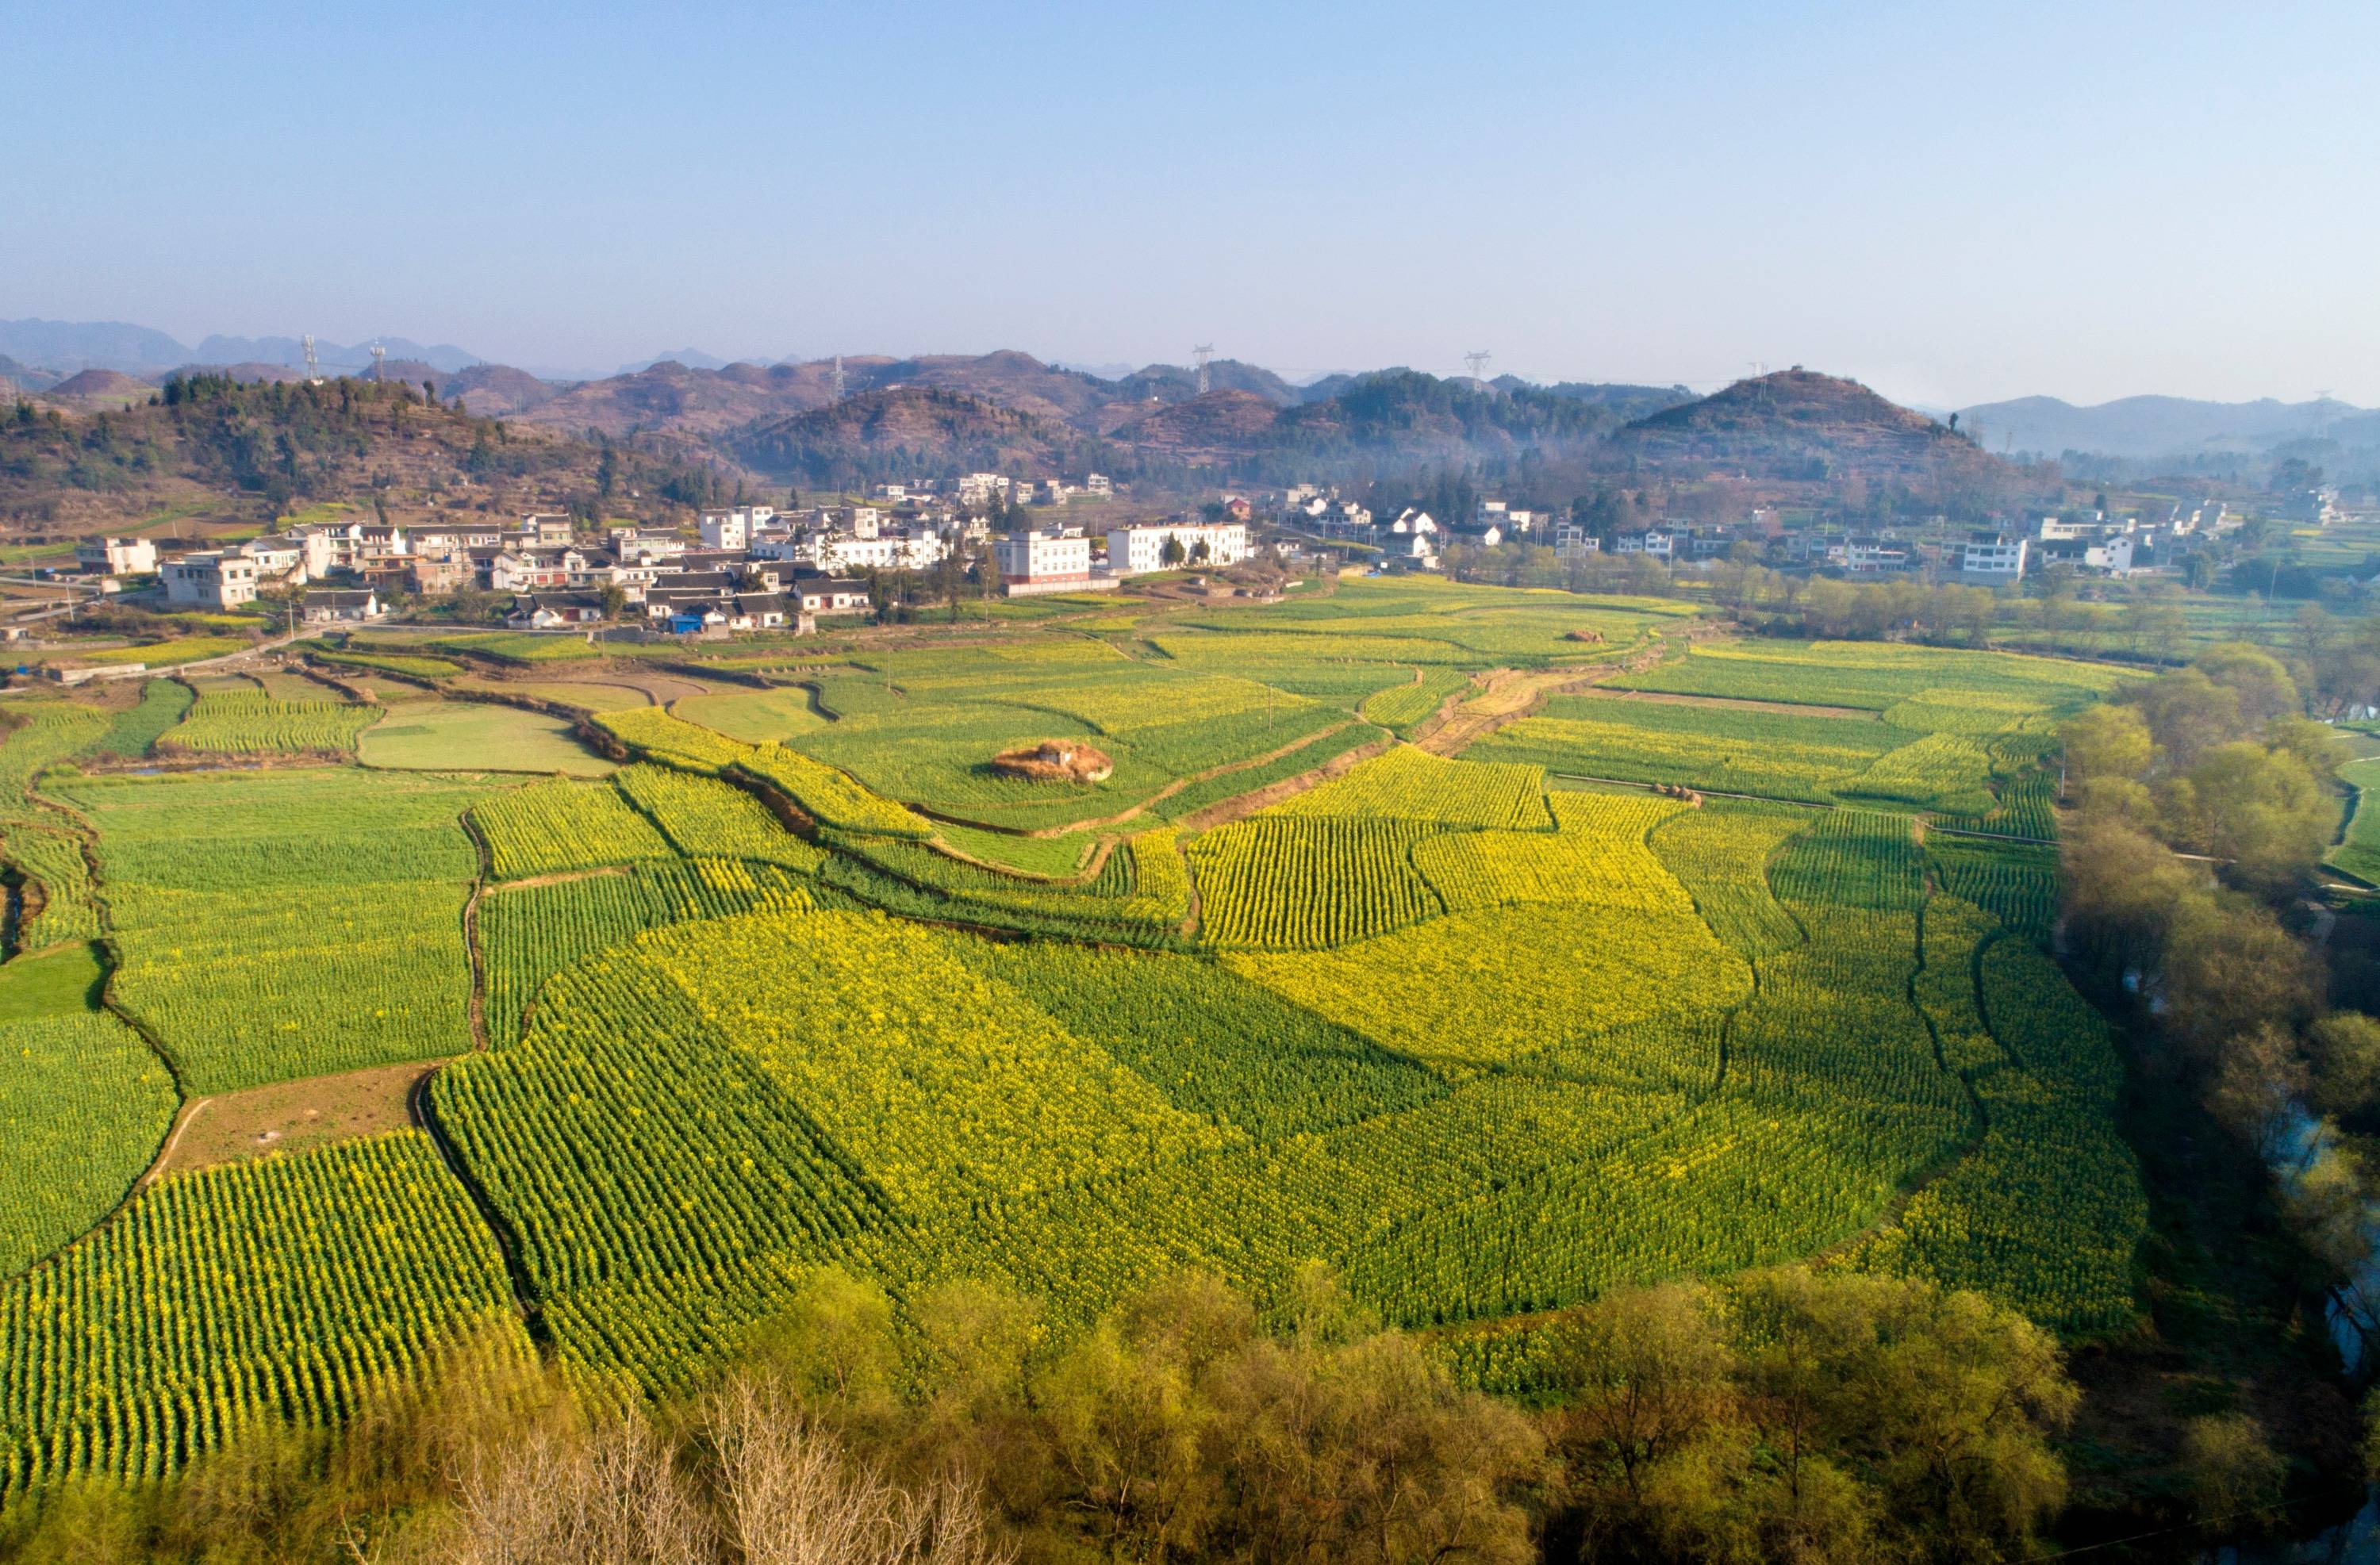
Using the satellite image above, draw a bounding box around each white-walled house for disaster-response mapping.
[993,528,1108,595]
[1105,523,1250,573]
[161,552,260,609]
[76,537,157,575]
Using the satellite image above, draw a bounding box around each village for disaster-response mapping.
[54,470,1255,641]
[32,455,2354,661]
[1270,481,2309,585]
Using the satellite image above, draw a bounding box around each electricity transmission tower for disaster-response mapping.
[831,355,846,402]
[369,343,386,382]
[301,334,319,379]
[1192,344,1215,395]
[1464,350,1492,381]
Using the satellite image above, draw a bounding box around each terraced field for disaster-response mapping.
[0,584,2148,1498]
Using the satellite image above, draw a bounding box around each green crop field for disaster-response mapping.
[55,767,491,1092]
[0,585,2155,1498]
[358,698,612,774]
[159,688,381,755]
[1468,639,2101,834]
[43,635,248,669]
[2330,757,2380,885]
[0,946,175,1280]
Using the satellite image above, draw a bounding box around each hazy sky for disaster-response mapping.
[7,1,2376,406]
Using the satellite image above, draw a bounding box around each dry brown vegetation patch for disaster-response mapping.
[990,739,1115,784]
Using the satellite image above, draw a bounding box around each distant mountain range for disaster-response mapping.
[1952,393,2379,459]
[0,319,482,375]
[4,326,2056,515]
[2,327,2013,497]
[40,311,2367,492]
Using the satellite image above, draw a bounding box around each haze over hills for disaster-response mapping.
[727,385,1119,488]
[26,313,2336,495]
[0,319,483,376]
[1953,393,2377,459]
[619,347,740,373]
[3,327,2044,503]
[1624,370,1999,485]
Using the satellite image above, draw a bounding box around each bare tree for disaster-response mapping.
[710,1375,1014,1565]
[437,1407,709,1563]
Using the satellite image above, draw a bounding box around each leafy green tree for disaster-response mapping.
[742,1266,898,1425]
[2307,1011,2380,1123]
[2160,892,2321,1059]
[2062,704,2155,784]
[2181,1413,2286,1532]
[1549,1282,1735,1510]
[2164,741,2332,894]
[1031,1272,1246,1561]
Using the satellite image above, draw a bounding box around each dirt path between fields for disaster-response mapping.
[1176,729,1398,832]
[140,1096,213,1190]
[1414,635,1683,758]
[482,864,631,894]
[1415,667,1607,756]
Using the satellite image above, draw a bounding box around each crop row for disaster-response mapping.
[1645,800,1812,959]
[1412,792,1693,915]
[1837,731,1998,818]
[1276,744,1553,829]
[1192,817,1440,949]
[0,1133,524,1493]
[470,777,673,879]
[1610,639,2131,716]
[614,763,828,868]
[1929,838,2059,946]
[1852,901,2146,1334]
[1361,666,1466,737]
[1226,904,1752,1076]
[480,858,812,1045]
[159,691,379,756]
[0,1007,178,1280]
[1765,808,1926,911]
[3,823,98,951]
[309,650,468,680]
[86,681,193,760]
[64,769,490,1092]
[596,708,932,838]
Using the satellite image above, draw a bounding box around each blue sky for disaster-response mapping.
[6,1,2376,405]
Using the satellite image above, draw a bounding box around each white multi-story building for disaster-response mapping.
[237,537,309,586]
[75,537,157,575]
[994,527,1107,596]
[818,532,935,572]
[1612,529,1676,560]
[1844,541,1910,574]
[413,524,504,557]
[1958,537,2028,581]
[2081,535,2136,576]
[1104,523,1251,574]
[754,524,947,573]
[698,504,775,551]
[489,549,583,592]
[1553,524,1602,559]
[161,552,261,609]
